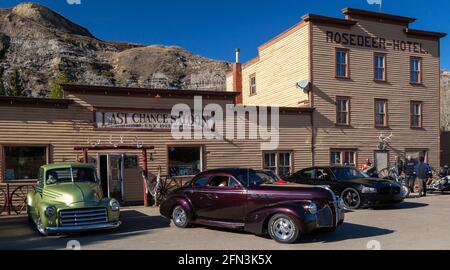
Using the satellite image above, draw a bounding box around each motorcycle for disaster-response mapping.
[427,175,450,193]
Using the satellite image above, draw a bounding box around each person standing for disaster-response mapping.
[415,156,431,197]
[394,156,404,176]
[403,156,416,193]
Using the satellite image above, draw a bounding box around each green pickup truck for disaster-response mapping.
[26,163,121,236]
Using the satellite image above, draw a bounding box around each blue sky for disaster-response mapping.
[1,0,450,68]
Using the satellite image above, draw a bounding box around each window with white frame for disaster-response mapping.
[249,74,256,95]
[336,49,349,78]
[375,99,388,127]
[263,152,292,178]
[374,54,386,81]
[411,101,423,128]
[336,97,350,125]
[410,57,422,84]
[331,150,357,167]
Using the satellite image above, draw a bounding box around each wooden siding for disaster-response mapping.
[311,19,441,168]
[231,22,311,107]
[0,94,312,202]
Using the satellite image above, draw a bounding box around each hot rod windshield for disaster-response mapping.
[236,169,268,187]
[46,167,98,185]
[331,167,369,180]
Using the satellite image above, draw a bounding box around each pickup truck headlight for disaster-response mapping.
[110,200,120,211]
[303,202,318,215]
[45,206,57,217]
[361,186,378,194]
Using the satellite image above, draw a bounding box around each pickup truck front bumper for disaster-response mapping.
[45,221,121,234]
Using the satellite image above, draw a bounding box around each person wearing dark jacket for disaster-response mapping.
[394,156,404,176]
[415,156,431,197]
[404,156,416,193]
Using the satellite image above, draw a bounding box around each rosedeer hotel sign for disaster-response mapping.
[326,31,429,54]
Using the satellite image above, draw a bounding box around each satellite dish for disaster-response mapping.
[296,80,311,93]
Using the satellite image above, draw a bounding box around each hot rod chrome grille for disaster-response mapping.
[316,205,334,228]
[59,208,108,227]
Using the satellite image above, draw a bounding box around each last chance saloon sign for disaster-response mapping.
[95,111,214,130]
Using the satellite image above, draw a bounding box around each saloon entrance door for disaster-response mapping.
[375,151,389,173]
[99,154,124,202]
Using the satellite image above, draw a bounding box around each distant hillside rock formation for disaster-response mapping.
[0,2,231,96]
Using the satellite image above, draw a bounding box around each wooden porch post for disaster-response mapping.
[142,148,149,207]
[83,148,89,164]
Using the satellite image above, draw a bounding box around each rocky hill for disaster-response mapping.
[0,2,231,96]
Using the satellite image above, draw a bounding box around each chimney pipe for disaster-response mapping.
[235,48,240,63]
[232,48,243,104]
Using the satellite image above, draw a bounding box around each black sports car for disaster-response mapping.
[284,166,405,209]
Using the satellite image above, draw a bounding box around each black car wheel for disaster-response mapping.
[268,214,300,244]
[172,205,190,228]
[341,188,361,209]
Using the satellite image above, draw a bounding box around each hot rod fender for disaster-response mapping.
[244,201,316,235]
[160,196,195,221]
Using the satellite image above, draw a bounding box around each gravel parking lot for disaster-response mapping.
[1,194,449,250]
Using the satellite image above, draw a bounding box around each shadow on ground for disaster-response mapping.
[371,201,429,211]
[301,223,394,243]
[0,210,170,250]
[199,221,393,244]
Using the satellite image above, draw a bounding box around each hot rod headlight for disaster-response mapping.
[303,202,318,215]
[110,200,120,211]
[361,186,377,194]
[45,206,57,217]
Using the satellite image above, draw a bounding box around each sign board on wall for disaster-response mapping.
[94,111,215,130]
[326,31,429,54]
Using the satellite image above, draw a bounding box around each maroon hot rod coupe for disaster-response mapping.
[160,168,345,244]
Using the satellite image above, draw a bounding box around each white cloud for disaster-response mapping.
[67,0,81,5]
[367,0,382,4]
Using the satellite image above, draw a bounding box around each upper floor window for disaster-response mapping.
[410,57,422,84]
[374,54,386,81]
[336,96,350,125]
[411,101,423,128]
[336,49,349,78]
[249,74,257,96]
[375,99,388,127]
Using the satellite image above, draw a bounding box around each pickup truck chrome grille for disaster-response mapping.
[316,205,334,228]
[59,208,108,227]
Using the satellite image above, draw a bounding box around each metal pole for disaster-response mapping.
[142,148,149,207]
[6,183,10,216]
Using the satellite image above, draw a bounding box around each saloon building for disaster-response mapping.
[0,85,313,204]
[227,7,446,171]
[0,8,446,205]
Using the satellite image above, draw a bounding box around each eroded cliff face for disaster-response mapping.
[0,2,231,96]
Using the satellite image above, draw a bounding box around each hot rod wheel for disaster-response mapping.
[268,214,300,244]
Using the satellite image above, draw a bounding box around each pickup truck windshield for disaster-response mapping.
[46,167,97,185]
